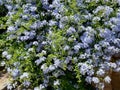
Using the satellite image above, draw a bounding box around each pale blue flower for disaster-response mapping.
[94,44,101,51]
[35,57,46,65]
[6,54,12,60]
[23,81,31,86]
[52,0,61,7]
[34,87,40,90]
[30,21,40,30]
[87,70,94,76]
[5,4,13,11]
[98,83,104,90]
[93,6,113,17]
[48,65,55,71]
[7,67,12,73]
[41,63,48,73]
[59,16,68,28]
[115,67,120,72]
[32,14,40,19]
[7,26,16,32]
[76,0,83,7]
[92,16,100,23]
[99,28,113,39]
[11,69,20,77]
[41,0,49,5]
[2,51,8,57]
[30,6,37,12]
[20,72,29,79]
[49,20,57,26]
[92,77,100,84]
[54,59,61,68]
[65,56,72,64]
[80,33,94,44]
[96,69,105,76]
[33,41,38,46]
[117,0,120,5]
[109,62,117,69]
[79,63,89,75]
[22,15,29,20]
[20,36,29,41]
[85,76,92,84]
[67,27,76,35]
[51,10,61,19]
[39,84,45,90]
[13,62,20,67]
[7,84,13,90]
[79,54,87,59]
[1,61,6,66]
[54,80,60,86]
[104,76,111,83]
[105,6,113,16]
[0,0,3,5]
[64,45,70,51]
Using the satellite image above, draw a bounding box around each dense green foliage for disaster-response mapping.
[0,0,120,90]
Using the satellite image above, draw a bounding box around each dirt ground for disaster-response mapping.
[0,67,9,90]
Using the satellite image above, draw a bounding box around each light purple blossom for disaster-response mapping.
[7,26,16,32]
[6,54,12,60]
[49,20,57,26]
[11,69,20,77]
[85,76,92,84]
[80,32,94,44]
[20,72,29,79]
[23,81,31,86]
[2,51,8,57]
[96,69,105,76]
[5,4,13,11]
[1,61,5,66]
[92,77,100,84]
[67,27,76,35]
[79,63,90,75]
[54,80,60,86]
[33,41,38,46]
[48,65,55,71]
[74,44,81,51]
[30,6,37,12]
[34,87,40,90]
[64,45,70,51]
[35,57,46,65]
[104,76,111,83]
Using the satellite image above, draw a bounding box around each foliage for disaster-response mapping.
[0,0,120,90]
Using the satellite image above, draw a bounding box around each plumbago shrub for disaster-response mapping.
[1,0,120,90]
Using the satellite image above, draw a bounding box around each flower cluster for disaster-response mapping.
[0,0,120,90]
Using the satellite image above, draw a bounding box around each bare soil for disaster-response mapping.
[0,67,9,90]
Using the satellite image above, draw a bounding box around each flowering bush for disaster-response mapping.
[1,0,120,90]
